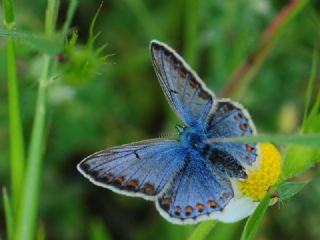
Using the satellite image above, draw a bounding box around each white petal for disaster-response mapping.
[212,196,258,223]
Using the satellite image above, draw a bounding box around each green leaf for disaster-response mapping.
[3,188,14,240]
[0,27,62,55]
[240,192,272,240]
[282,145,320,179]
[303,43,318,124]
[282,46,320,179]
[188,220,217,240]
[3,0,15,25]
[277,182,308,200]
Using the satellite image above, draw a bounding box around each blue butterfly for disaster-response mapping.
[77,40,259,224]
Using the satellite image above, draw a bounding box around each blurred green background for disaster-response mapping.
[0,0,320,239]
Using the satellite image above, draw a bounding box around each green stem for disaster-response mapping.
[14,0,58,239]
[240,192,272,240]
[14,55,50,240]
[188,220,217,240]
[4,0,26,212]
[61,0,78,39]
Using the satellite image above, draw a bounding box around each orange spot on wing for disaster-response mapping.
[246,144,254,152]
[240,123,248,131]
[115,176,125,184]
[128,180,138,188]
[189,78,198,88]
[141,183,155,195]
[180,68,187,78]
[196,203,205,212]
[198,90,211,100]
[185,206,193,216]
[208,200,217,208]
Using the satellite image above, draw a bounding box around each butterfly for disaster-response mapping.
[77,40,260,224]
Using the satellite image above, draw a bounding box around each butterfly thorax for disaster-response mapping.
[178,126,209,155]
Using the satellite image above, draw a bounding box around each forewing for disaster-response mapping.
[150,40,215,127]
[206,99,259,166]
[156,153,234,224]
[78,139,187,200]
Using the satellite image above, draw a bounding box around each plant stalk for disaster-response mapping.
[14,0,59,239]
[4,0,26,212]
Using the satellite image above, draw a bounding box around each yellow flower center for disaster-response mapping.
[237,143,282,201]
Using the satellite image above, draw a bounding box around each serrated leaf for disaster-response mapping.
[277,181,308,200]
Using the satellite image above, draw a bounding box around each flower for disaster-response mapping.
[215,143,282,223]
[238,143,282,201]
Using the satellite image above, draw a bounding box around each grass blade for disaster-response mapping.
[3,188,14,240]
[208,134,320,148]
[282,48,320,179]
[303,44,318,124]
[14,1,58,239]
[188,220,217,240]
[61,0,78,38]
[3,0,26,212]
[3,0,14,25]
[240,191,272,240]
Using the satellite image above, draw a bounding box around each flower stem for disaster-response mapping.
[4,0,26,212]
[14,0,59,239]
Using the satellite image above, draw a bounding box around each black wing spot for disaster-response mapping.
[169,89,178,94]
[134,151,140,159]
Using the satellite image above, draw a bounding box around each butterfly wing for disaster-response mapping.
[206,99,260,167]
[156,152,234,224]
[150,40,215,127]
[78,139,187,200]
